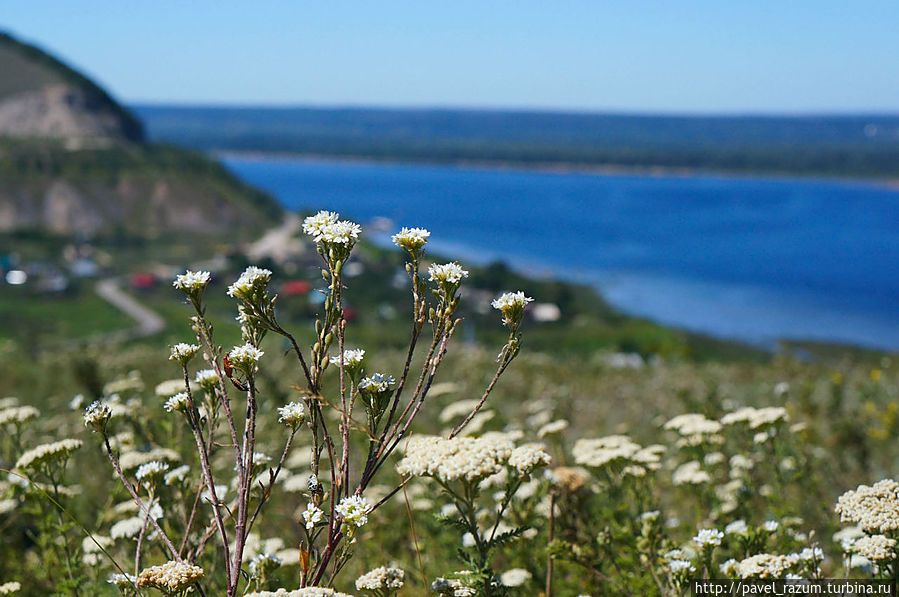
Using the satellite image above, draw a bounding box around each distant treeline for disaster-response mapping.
[132,105,899,178]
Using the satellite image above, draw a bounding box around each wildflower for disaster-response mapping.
[136,560,204,592]
[428,262,469,285]
[672,461,712,486]
[499,569,531,587]
[302,210,340,239]
[854,535,896,562]
[397,436,514,483]
[693,528,724,548]
[431,577,476,597]
[391,227,430,256]
[83,400,112,433]
[135,461,169,484]
[320,220,362,246]
[164,465,190,486]
[107,573,136,589]
[798,547,823,561]
[641,510,661,522]
[356,566,405,591]
[720,558,739,576]
[835,479,899,534]
[737,553,798,579]
[329,349,366,376]
[725,520,749,536]
[278,402,306,427]
[302,503,324,530]
[537,419,569,438]
[762,520,779,532]
[668,560,695,573]
[164,392,190,414]
[0,582,21,595]
[491,291,534,328]
[110,517,146,540]
[173,270,210,293]
[227,266,272,301]
[358,373,395,394]
[15,439,82,471]
[571,435,642,469]
[0,406,39,427]
[194,369,219,390]
[249,552,282,578]
[509,444,552,475]
[336,495,370,529]
[228,343,264,373]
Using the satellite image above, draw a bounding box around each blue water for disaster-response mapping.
[224,156,899,351]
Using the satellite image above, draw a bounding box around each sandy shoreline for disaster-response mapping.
[215,150,899,190]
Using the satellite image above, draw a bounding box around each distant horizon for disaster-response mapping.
[4,2,899,114]
[129,100,899,119]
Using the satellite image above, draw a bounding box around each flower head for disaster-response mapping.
[336,495,370,529]
[278,401,306,427]
[173,270,211,295]
[356,565,405,591]
[330,348,365,368]
[194,369,220,390]
[227,266,272,301]
[392,227,430,256]
[135,461,170,484]
[137,561,204,592]
[428,262,469,285]
[302,210,340,239]
[228,343,264,373]
[693,528,724,548]
[16,439,82,471]
[83,400,112,433]
[302,502,324,530]
[164,393,190,414]
[169,343,200,365]
[359,373,395,394]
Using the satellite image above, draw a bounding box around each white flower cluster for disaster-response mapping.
[355,566,405,591]
[391,227,430,253]
[336,495,370,528]
[721,406,789,429]
[499,568,531,587]
[508,444,552,475]
[227,266,273,299]
[194,369,219,389]
[136,560,204,592]
[428,262,469,285]
[165,465,190,486]
[668,559,695,573]
[397,436,514,483]
[107,573,136,589]
[836,479,899,534]
[725,520,749,536]
[736,553,799,578]
[664,413,723,446]
[164,392,190,413]
[537,419,569,438]
[278,401,306,426]
[359,373,395,393]
[572,435,663,470]
[111,517,146,540]
[302,210,362,247]
[135,461,170,482]
[0,582,21,595]
[693,528,724,547]
[853,535,896,562]
[119,448,180,473]
[169,343,200,363]
[0,405,39,427]
[249,552,283,577]
[245,589,355,597]
[16,439,83,471]
[302,503,324,530]
[229,343,264,369]
[431,577,476,597]
[83,400,112,432]
[491,291,534,311]
[330,348,366,367]
[672,461,712,486]
[173,270,211,292]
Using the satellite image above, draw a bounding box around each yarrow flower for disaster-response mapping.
[245,589,355,597]
[836,479,899,534]
[173,270,210,293]
[853,535,897,562]
[391,227,430,255]
[136,560,204,592]
[16,439,82,471]
[737,553,799,579]
[164,393,190,414]
[508,444,552,475]
[227,266,272,301]
[229,343,264,373]
[278,402,306,427]
[336,495,370,529]
[356,566,405,591]
[428,262,469,285]
[169,343,200,364]
[83,400,112,433]
[397,436,514,483]
[302,502,324,530]
[0,405,39,427]
[499,568,531,587]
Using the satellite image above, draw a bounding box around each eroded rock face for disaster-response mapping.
[0,84,132,142]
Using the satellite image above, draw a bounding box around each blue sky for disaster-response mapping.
[4,1,899,113]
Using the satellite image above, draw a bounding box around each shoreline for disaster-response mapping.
[215,149,899,191]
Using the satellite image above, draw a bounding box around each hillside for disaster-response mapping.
[134,104,899,179]
[0,32,282,238]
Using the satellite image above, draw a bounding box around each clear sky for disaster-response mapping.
[3,1,899,113]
